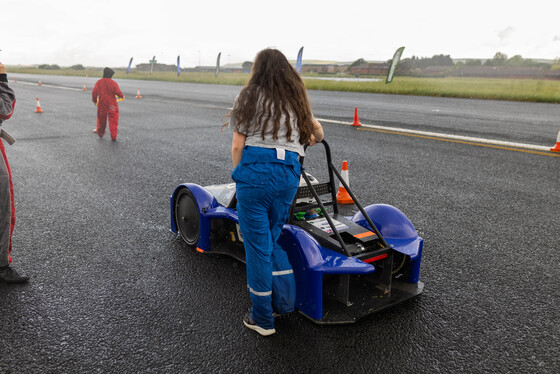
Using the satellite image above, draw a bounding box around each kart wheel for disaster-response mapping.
[175,189,200,247]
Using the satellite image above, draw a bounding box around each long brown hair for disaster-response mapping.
[228,48,314,144]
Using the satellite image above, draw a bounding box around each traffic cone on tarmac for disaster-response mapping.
[351,107,361,127]
[82,84,87,91]
[38,81,42,86]
[551,127,560,152]
[136,89,142,99]
[336,161,354,204]
[34,97,44,113]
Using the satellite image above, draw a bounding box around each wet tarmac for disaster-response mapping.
[0,74,558,373]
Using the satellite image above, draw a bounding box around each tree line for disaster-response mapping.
[37,64,85,70]
[397,52,556,70]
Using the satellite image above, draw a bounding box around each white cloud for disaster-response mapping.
[497,27,515,41]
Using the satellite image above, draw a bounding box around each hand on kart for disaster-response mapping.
[308,134,319,146]
[308,117,324,146]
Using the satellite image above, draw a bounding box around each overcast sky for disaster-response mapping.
[2,0,559,67]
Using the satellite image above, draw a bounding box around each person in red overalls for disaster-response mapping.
[92,67,123,141]
[0,62,29,284]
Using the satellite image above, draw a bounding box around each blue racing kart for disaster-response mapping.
[170,140,424,324]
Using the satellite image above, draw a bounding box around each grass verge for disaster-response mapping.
[8,67,560,103]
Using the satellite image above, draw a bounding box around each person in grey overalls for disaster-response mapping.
[0,62,28,283]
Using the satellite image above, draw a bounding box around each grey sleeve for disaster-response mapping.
[0,82,15,120]
[230,95,247,135]
[230,111,236,129]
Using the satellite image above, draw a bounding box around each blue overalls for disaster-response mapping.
[232,146,300,330]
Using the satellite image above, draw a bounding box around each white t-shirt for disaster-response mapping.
[231,94,305,156]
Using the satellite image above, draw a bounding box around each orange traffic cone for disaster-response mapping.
[336,161,354,204]
[82,84,87,91]
[136,89,142,99]
[13,78,17,83]
[351,107,361,127]
[551,127,560,152]
[34,97,44,113]
[38,81,42,86]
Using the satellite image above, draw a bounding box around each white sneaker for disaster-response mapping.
[243,313,275,336]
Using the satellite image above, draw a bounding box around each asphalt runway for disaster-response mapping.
[0,74,559,373]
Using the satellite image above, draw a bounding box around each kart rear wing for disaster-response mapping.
[289,140,390,257]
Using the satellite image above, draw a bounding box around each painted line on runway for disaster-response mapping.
[316,117,559,157]
[15,80,82,91]
[359,127,560,157]
[16,81,225,109]
[16,79,230,111]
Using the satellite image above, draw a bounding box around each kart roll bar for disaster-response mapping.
[292,140,390,256]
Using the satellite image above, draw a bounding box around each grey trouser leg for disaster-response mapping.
[0,153,11,267]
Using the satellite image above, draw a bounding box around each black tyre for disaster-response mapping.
[392,251,407,276]
[174,189,200,247]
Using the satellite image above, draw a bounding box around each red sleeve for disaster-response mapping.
[92,81,99,103]
[113,81,123,99]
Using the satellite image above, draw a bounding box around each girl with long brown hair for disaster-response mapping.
[227,48,323,336]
